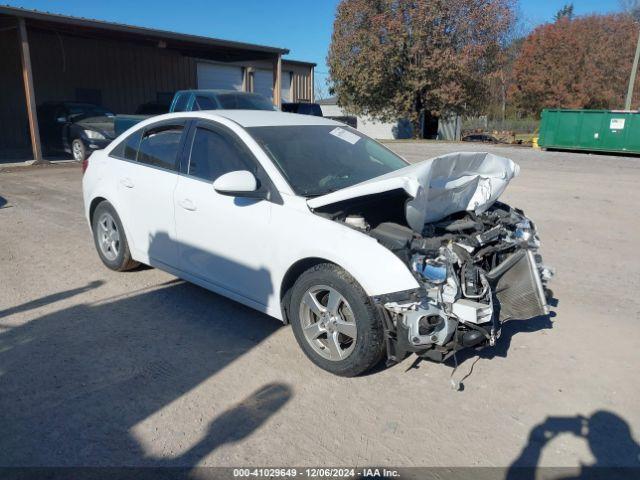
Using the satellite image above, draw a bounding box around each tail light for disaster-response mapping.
[81,157,89,174]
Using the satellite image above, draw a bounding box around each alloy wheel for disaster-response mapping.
[298,285,357,361]
[72,141,83,161]
[97,212,120,261]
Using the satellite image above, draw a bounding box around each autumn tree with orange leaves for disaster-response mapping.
[327,0,514,136]
[510,14,640,115]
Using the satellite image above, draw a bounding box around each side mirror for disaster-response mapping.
[213,170,259,197]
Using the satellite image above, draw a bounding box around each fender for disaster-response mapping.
[269,204,420,309]
[82,153,139,258]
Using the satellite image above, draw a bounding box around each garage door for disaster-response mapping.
[253,69,274,102]
[281,71,292,102]
[197,62,243,90]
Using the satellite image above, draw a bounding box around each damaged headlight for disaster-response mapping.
[380,203,553,365]
[411,256,447,284]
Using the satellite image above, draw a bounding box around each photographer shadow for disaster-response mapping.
[506,411,640,480]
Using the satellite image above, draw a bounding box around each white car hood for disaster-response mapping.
[307,152,520,232]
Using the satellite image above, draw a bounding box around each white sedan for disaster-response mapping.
[82,111,552,376]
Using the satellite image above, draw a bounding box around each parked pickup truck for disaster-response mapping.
[114,90,276,136]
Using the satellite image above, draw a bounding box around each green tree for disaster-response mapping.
[327,0,514,137]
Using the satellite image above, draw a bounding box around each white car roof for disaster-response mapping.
[199,110,342,128]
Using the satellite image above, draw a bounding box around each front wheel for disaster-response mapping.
[289,263,385,376]
[72,138,87,162]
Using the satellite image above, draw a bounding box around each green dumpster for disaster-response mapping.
[538,109,640,154]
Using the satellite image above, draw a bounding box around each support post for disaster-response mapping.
[242,67,248,92]
[625,24,640,111]
[272,54,281,108]
[290,73,296,102]
[17,17,44,163]
[310,66,315,103]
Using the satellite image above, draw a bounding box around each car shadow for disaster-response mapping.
[506,411,640,480]
[448,312,556,367]
[0,233,290,469]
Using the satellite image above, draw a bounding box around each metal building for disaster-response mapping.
[0,6,315,162]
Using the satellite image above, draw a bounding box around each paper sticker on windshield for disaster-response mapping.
[329,127,360,144]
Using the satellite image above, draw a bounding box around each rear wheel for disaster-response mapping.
[289,263,385,376]
[91,201,138,271]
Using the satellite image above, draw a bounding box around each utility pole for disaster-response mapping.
[625,24,640,110]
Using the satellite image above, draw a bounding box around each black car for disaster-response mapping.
[281,102,323,116]
[38,102,116,161]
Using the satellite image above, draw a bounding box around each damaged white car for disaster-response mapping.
[82,111,553,377]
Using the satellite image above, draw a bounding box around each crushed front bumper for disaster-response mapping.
[375,249,553,365]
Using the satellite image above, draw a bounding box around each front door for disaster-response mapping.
[173,121,273,306]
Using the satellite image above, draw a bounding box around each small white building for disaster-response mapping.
[318,96,460,141]
[318,97,412,139]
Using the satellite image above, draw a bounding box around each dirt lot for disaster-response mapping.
[1,143,639,473]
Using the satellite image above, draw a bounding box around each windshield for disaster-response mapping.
[247,125,408,196]
[216,93,276,111]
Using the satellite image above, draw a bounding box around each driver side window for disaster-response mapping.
[188,127,250,182]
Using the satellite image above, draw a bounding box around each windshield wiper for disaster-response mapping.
[304,188,339,198]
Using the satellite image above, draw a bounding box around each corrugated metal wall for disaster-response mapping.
[287,64,312,103]
[0,21,29,158]
[29,29,197,114]
[0,18,315,160]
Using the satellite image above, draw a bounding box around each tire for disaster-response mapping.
[289,263,385,376]
[72,138,87,162]
[91,201,139,271]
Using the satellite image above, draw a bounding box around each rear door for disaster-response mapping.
[112,120,186,267]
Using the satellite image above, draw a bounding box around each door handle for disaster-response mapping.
[120,177,134,188]
[179,198,197,211]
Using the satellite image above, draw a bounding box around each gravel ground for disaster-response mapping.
[1,143,639,473]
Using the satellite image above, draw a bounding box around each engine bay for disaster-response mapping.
[322,200,554,364]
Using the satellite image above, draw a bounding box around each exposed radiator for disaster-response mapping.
[487,249,549,321]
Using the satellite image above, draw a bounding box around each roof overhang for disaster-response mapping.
[0,5,289,62]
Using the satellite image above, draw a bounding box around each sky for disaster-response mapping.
[3,0,625,88]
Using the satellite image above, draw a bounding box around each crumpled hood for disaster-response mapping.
[307,152,520,232]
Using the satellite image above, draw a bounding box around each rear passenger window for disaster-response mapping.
[172,93,189,112]
[188,127,250,181]
[194,96,217,110]
[110,130,142,161]
[137,125,183,171]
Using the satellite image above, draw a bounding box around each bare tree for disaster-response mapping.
[554,4,575,21]
[620,0,640,20]
[314,75,331,102]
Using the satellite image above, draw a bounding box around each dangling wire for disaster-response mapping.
[450,349,461,390]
